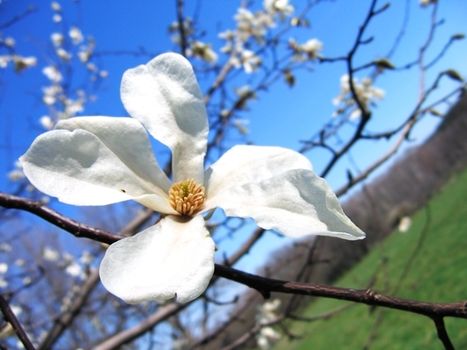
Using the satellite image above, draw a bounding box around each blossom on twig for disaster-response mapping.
[21,52,364,304]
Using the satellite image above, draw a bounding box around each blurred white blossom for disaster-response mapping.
[188,41,218,63]
[51,1,61,11]
[80,251,93,265]
[289,38,323,61]
[333,74,385,119]
[43,247,60,262]
[8,160,25,181]
[66,262,83,278]
[69,26,84,44]
[43,65,62,83]
[56,47,71,61]
[264,0,294,17]
[4,37,15,47]
[15,259,25,267]
[51,32,64,47]
[220,3,293,74]
[257,327,281,349]
[257,299,281,325]
[398,216,412,232]
[231,49,262,73]
[40,116,54,130]
[256,299,282,349]
[0,244,12,253]
[0,263,8,274]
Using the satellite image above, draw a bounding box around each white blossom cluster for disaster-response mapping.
[220,0,295,74]
[39,1,108,130]
[256,299,282,349]
[43,247,93,280]
[332,74,385,120]
[0,34,37,72]
[169,18,218,64]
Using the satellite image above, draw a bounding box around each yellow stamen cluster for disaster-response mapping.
[168,179,206,216]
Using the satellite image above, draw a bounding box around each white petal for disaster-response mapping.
[205,145,312,200]
[21,128,175,213]
[206,169,365,240]
[121,53,208,183]
[57,116,171,190]
[99,215,215,304]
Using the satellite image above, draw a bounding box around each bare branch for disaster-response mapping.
[0,295,36,350]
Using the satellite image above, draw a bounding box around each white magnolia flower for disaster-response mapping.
[21,53,364,304]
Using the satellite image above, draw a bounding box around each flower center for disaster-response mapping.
[168,179,206,216]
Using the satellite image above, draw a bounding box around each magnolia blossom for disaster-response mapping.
[264,0,294,17]
[333,74,385,120]
[0,55,37,72]
[21,53,364,304]
[257,327,281,349]
[289,38,323,61]
[43,65,62,83]
[69,26,84,45]
[257,299,281,325]
[188,41,218,63]
[51,32,64,46]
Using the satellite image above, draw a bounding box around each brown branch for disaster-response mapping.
[320,0,380,177]
[0,295,36,350]
[2,193,466,349]
[214,264,467,320]
[0,6,37,30]
[0,193,120,245]
[433,316,455,350]
[176,0,188,56]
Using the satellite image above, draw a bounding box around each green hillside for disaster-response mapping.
[276,170,467,350]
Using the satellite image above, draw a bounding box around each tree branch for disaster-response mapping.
[2,192,466,350]
[0,295,36,350]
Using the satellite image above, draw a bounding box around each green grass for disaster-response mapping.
[275,170,467,350]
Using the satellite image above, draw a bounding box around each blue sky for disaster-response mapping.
[0,0,466,269]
